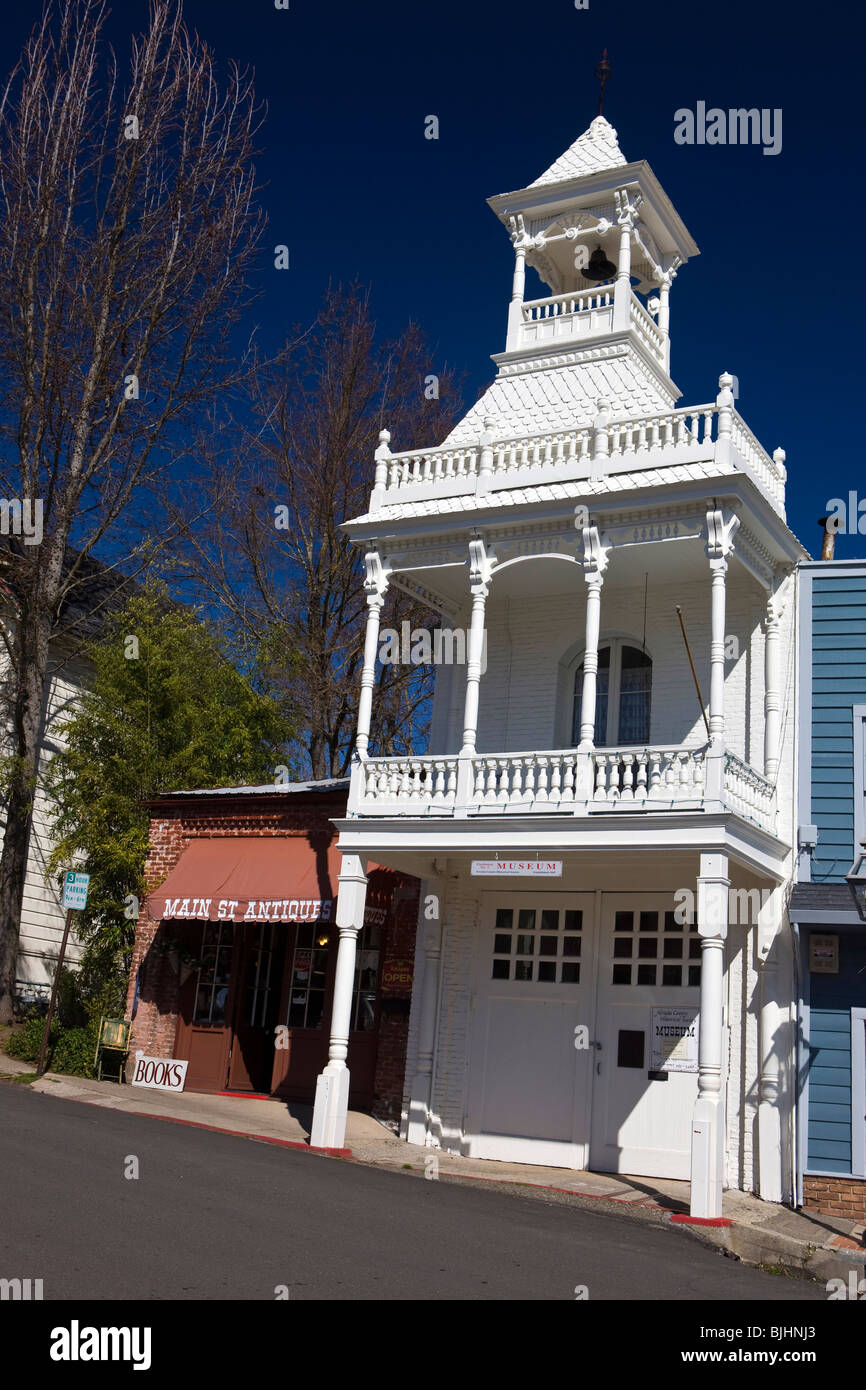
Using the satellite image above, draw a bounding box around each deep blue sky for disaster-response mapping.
[3,0,864,557]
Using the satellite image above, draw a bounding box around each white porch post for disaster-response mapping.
[355,552,389,759]
[406,887,443,1145]
[506,217,529,351]
[757,883,787,1203]
[612,188,638,331]
[455,538,495,809]
[764,586,784,781]
[577,525,610,752]
[310,854,367,1149]
[657,270,675,372]
[690,850,730,1218]
[705,508,740,747]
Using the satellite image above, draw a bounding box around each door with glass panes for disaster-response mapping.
[589,894,703,1179]
[466,893,597,1166]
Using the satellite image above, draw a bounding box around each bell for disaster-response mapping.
[583,245,617,281]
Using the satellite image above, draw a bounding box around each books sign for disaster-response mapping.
[61,871,90,911]
[471,860,562,877]
[131,1051,189,1092]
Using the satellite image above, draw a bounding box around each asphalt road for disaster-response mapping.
[0,1084,826,1302]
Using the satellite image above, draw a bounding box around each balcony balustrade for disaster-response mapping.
[371,399,786,517]
[349,743,777,835]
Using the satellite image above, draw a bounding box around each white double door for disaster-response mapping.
[466,892,703,1178]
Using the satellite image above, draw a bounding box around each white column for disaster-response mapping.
[310,854,367,1149]
[577,526,610,752]
[705,509,740,747]
[757,883,787,1203]
[459,539,493,757]
[764,588,784,781]
[355,552,389,759]
[690,850,729,1219]
[406,888,443,1145]
[506,218,529,351]
[511,241,526,304]
[612,189,637,331]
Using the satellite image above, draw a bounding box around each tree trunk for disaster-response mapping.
[0,595,53,1020]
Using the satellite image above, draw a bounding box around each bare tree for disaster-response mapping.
[176,284,465,780]
[0,0,264,1019]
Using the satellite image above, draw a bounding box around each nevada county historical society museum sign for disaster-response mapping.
[471,861,562,877]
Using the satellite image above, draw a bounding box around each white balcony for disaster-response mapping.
[507,286,666,367]
[349,744,778,836]
[370,399,787,519]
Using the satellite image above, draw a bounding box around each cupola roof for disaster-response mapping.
[529,115,627,188]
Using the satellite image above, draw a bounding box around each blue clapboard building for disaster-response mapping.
[792,557,866,1218]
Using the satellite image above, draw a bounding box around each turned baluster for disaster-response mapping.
[497,759,511,805]
[485,759,498,803]
[621,753,634,800]
[446,761,458,801]
[562,755,575,803]
[635,752,648,799]
[594,753,608,801]
[550,756,562,804]
[524,758,537,802]
[510,759,524,803]
[679,751,692,797]
[648,751,662,798]
[472,761,486,802]
[433,761,445,797]
[536,757,550,801]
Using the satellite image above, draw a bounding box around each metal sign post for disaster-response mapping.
[36,872,90,1077]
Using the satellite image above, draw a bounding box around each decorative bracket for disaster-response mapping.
[363,550,391,605]
[468,535,496,597]
[705,507,740,563]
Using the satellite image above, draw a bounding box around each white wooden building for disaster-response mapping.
[311,115,806,1216]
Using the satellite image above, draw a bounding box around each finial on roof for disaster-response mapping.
[595,49,611,117]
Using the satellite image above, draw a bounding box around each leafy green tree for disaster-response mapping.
[46,582,293,953]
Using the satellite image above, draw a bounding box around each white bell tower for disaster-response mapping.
[441,113,699,451]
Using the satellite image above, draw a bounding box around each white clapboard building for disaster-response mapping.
[0,552,132,1004]
[311,115,806,1216]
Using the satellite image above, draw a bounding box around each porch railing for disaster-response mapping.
[350,743,778,834]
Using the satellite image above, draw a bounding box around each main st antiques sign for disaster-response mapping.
[162,896,333,923]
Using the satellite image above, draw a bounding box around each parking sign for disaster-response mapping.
[62,872,90,911]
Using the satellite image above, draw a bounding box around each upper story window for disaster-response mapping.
[572,641,652,746]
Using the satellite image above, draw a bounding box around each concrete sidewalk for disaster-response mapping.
[4,1054,864,1287]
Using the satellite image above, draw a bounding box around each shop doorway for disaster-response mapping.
[226,923,287,1093]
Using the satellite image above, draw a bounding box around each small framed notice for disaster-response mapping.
[809,934,839,974]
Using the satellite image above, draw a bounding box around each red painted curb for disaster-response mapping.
[669,1214,732,1227]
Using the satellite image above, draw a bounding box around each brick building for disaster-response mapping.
[126,780,418,1118]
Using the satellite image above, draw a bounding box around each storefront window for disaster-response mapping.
[352,920,381,1032]
[286,923,329,1030]
[193,923,234,1023]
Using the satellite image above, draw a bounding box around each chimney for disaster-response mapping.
[818,516,837,562]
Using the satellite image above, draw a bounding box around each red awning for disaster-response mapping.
[144,836,341,926]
